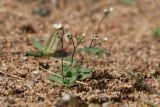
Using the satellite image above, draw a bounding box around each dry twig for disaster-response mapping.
[51,57,71,64]
[0,67,24,80]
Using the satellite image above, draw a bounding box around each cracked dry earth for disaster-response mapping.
[0,0,160,107]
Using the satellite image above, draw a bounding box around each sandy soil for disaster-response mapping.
[0,0,160,107]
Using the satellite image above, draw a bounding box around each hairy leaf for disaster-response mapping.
[30,38,43,51]
[79,67,91,73]
[63,57,78,64]
[49,75,63,85]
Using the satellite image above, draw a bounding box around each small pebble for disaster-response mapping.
[8,97,16,104]
[32,70,39,75]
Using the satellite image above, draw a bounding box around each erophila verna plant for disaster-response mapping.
[49,7,114,87]
[30,7,114,87]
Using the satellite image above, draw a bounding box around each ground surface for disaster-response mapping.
[0,0,160,107]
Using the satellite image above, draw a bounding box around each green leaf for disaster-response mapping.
[66,71,72,77]
[90,47,106,56]
[30,38,43,51]
[49,65,92,87]
[63,64,71,75]
[49,75,63,85]
[63,78,76,87]
[66,67,78,84]
[79,73,91,80]
[63,57,78,64]
[69,74,77,84]
[79,67,91,73]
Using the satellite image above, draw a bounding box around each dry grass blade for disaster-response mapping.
[0,67,24,80]
[51,57,71,64]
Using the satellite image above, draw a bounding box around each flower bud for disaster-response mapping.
[82,33,86,37]
[66,33,72,39]
[104,7,114,15]
[93,35,98,40]
[103,37,108,41]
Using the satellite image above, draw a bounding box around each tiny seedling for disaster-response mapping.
[27,23,62,57]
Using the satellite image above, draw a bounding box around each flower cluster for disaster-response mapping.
[93,35,98,40]
[93,34,108,41]
[53,23,63,30]
[104,7,114,15]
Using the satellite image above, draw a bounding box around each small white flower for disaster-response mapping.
[109,7,114,13]
[104,7,114,15]
[103,37,108,41]
[93,35,98,40]
[53,23,63,30]
[104,9,108,14]
[82,33,86,37]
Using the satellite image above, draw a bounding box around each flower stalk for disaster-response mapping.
[78,7,113,67]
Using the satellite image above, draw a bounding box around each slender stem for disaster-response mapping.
[70,37,83,67]
[71,48,76,67]
[91,41,103,47]
[60,29,65,80]
[95,14,106,35]
[70,37,76,67]
[78,12,107,68]
[76,39,82,47]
